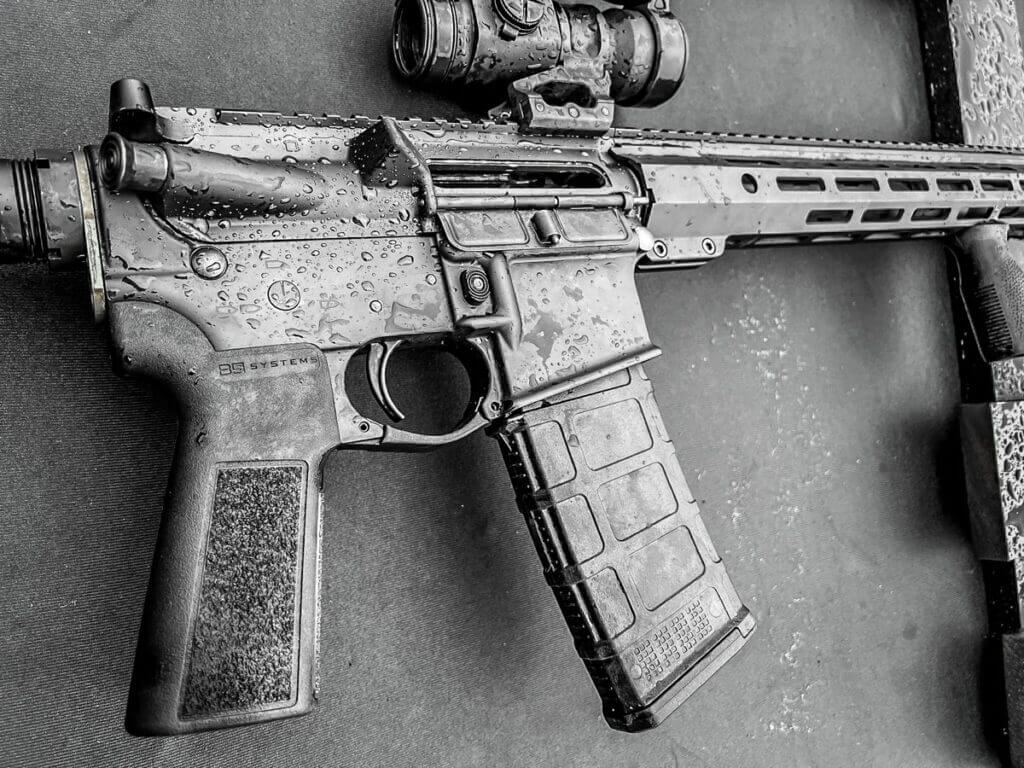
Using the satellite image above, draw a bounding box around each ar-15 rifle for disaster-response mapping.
[1,0,1021,737]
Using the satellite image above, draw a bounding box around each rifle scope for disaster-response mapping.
[391,0,687,108]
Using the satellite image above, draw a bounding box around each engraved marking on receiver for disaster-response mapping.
[216,352,320,381]
[268,279,301,310]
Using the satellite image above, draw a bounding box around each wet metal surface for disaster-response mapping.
[96,104,1024,422]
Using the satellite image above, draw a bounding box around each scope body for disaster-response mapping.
[392,0,688,108]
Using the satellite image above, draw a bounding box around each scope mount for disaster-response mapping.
[490,0,675,134]
[488,63,616,134]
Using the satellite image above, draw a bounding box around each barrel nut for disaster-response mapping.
[190,246,228,280]
[700,238,717,256]
[461,268,491,305]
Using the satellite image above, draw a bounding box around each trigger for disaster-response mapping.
[367,340,406,422]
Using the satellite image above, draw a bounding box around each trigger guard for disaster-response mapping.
[351,335,498,450]
[376,412,491,450]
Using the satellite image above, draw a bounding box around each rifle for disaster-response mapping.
[0,0,1020,738]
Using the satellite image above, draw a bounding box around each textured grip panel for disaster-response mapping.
[957,225,1024,361]
[181,463,306,718]
[493,366,754,731]
[112,302,340,736]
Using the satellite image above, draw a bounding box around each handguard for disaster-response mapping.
[493,366,753,731]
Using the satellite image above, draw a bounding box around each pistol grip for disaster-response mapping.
[110,303,340,735]
[493,365,754,731]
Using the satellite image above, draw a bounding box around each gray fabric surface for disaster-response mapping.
[0,1,1008,766]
